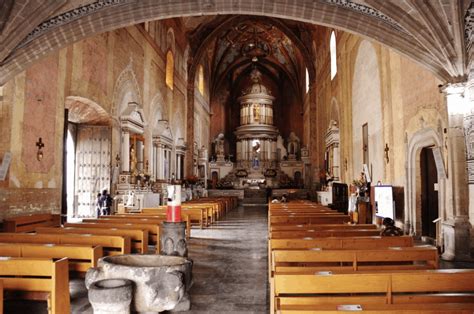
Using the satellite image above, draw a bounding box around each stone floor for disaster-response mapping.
[5,205,269,313]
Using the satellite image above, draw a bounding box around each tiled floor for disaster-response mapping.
[5,205,269,313]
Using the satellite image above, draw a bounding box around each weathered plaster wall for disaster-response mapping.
[312,27,446,225]
[0,21,190,219]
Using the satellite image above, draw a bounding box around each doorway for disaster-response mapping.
[420,147,438,238]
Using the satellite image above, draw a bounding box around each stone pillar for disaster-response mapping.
[271,140,277,161]
[441,83,471,260]
[248,140,253,161]
[236,141,242,161]
[333,144,340,181]
[465,63,474,256]
[122,130,130,172]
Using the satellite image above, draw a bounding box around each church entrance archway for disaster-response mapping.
[64,96,112,219]
[420,147,439,239]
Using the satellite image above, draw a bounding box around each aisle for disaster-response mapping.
[182,205,269,313]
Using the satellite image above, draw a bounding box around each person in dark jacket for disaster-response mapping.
[98,189,113,216]
[380,217,403,236]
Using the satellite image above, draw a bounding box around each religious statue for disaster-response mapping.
[214,133,225,159]
[276,135,287,160]
[253,104,260,122]
[287,132,300,160]
[130,144,138,174]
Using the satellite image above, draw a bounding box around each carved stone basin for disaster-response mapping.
[86,254,193,313]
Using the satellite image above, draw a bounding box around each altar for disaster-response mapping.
[207,68,308,189]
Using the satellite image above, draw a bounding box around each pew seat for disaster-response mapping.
[0,257,70,314]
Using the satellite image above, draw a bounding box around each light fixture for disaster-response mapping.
[36,137,44,161]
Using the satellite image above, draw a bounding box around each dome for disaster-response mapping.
[246,82,270,96]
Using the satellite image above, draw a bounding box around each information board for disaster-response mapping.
[374,185,394,219]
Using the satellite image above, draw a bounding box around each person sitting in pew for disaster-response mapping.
[380,217,403,236]
[280,194,288,203]
[271,196,280,204]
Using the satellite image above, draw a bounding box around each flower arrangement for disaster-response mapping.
[185,175,199,185]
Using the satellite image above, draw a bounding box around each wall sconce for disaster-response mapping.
[36,137,44,161]
[384,143,390,164]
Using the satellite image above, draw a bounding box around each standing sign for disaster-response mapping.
[374,185,394,219]
[0,152,12,181]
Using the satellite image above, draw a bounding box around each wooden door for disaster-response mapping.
[420,147,438,238]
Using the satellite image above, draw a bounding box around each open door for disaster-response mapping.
[73,125,111,217]
[420,147,438,238]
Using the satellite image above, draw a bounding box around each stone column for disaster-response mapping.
[236,141,242,161]
[333,144,340,181]
[247,140,253,160]
[151,145,156,180]
[441,83,471,260]
[157,145,164,180]
[465,63,474,256]
[271,140,277,161]
[122,130,130,173]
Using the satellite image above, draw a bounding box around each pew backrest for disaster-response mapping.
[0,232,130,255]
[0,257,70,314]
[3,214,60,232]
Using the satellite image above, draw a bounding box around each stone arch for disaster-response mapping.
[150,92,168,124]
[352,40,384,183]
[112,62,143,117]
[65,96,111,125]
[1,1,463,85]
[406,127,445,239]
[167,27,175,53]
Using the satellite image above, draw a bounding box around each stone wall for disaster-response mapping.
[0,22,189,219]
[312,27,446,232]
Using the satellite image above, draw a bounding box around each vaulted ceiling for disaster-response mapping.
[0,0,472,85]
[188,16,310,95]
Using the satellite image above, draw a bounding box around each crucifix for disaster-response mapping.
[36,137,44,161]
[384,143,390,164]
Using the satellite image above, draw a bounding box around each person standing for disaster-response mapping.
[99,189,113,216]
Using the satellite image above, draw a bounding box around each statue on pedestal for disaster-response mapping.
[214,133,225,161]
[287,132,300,160]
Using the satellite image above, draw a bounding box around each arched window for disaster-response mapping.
[166,50,174,90]
[305,68,310,93]
[198,65,205,96]
[330,31,337,80]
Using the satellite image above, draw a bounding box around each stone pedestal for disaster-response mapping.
[88,279,133,314]
[86,255,192,313]
[442,217,472,261]
[161,221,188,257]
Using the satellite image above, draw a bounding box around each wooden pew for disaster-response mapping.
[268,236,414,280]
[271,246,438,276]
[102,213,192,238]
[0,257,70,314]
[272,269,474,313]
[0,280,3,314]
[142,207,208,229]
[2,214,60,232]
[270,224,376,232]
[66,221,161,251]
[270,229,381,239]
[0,232,130,256]
[0,242,102,274]
[270,236,414,251]
[36,226,148,253]
[270,215,351,225]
